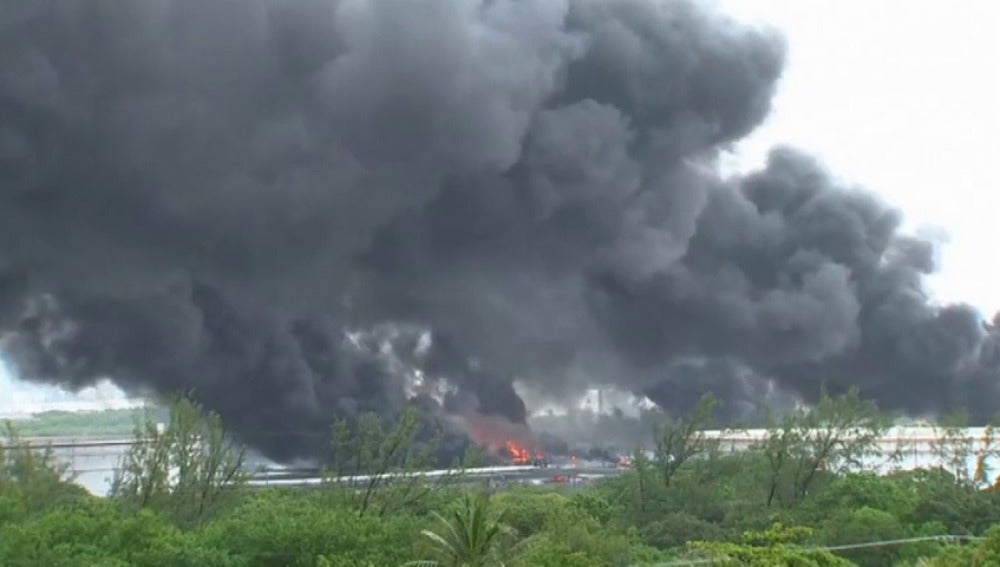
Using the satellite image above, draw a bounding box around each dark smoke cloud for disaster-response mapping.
[1,0,997,463]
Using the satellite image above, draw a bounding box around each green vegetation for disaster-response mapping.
[4,391,1000,565]
[10,407,156,438]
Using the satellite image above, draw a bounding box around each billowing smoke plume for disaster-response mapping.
[1,0,998,462]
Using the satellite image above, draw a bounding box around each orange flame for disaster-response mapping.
[457,414,542,464]
[506,440,531,464]
[505,440,545,464]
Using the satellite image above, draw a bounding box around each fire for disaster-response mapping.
[505,440,545,464]
[506,440,531,464]
[453,413,547,465]
[456,414,543,464]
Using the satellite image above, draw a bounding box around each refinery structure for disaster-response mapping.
[18,423,1000,497]
[10,382,1000,496]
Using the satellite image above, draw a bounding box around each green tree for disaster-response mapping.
[201,490,420,566]
[621,446,654,521]
[759,388,885,507]
[0,496,233,567]
[638,511,725,550]
[327,406,460,518]
[971,424,1000,487]
[13,408,152,438]
[492,490,570,538]
[655,394,719,488]
[409,492,510,567]
[800,473,917,524]
[688,523,854,566]
[110,395,247,525]
[901,468,1000,535]
[917,524,1000,566]
[508,539,600,567]
[0,422,86,519]
[818,507,905,566]
[931,410,974,484]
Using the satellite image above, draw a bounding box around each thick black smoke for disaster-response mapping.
[2,0,998,463]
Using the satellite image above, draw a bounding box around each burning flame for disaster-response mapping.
[506,440,530,464]
[506,440,543,464]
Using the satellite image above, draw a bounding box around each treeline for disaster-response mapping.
[8,407,153,438]
[4,393,1000,565]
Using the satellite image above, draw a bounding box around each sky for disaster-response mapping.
[719,0,1000,315]
[2,0,999,410]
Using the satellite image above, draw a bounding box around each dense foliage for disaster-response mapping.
[4,393,1000,566]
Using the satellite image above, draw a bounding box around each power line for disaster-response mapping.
[819,534,983,552]
[648,535,985,566]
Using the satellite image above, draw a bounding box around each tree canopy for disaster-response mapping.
[3,392,1000,566]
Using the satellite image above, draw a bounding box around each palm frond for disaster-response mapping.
[411,491,511,567]
[421,529,455,552]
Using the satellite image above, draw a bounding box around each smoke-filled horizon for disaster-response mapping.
[2,0,998,462]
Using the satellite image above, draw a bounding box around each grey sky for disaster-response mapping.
[720,0,1000,313]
